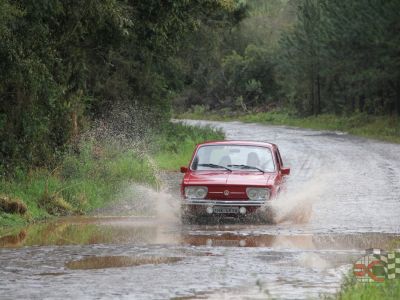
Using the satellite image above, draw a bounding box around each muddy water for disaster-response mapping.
[1,120,400,299]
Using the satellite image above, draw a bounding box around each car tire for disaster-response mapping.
[265,207,277,224]
[254,207,276,224]
[181,211,195,224]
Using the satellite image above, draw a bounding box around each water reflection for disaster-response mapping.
[0,217,169,247]
[1,217,399,251]
[65,256,182,270]
[0,230,26,247]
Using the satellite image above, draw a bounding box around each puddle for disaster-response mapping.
[0,217,180,248]
[1,217,400,251]
[65,256,182,270]
[183,231,400,250]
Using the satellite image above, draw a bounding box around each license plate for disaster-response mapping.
[213,206,239,214]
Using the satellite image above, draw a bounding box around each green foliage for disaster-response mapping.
[170,1,251,111]
[173,0,295,112]
[223,44,279,108]
[0,0,237,172]
[278,0,400,116]
[178,0,400,119]
[278,0,322,115]
[0,0,129,169]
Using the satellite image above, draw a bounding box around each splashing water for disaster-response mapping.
[130,154,180,224]
[271,171,333,224]
[97,179,181,224]
[137,184,180,223]
[75,104,182,222]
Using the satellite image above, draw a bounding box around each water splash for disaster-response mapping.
[272,171,333,224]
[70,104,183,221]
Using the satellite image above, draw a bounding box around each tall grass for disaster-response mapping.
[0,122,224,230]
[0,144,156,228]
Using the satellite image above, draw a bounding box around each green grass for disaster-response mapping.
[0,148,156,230]
[330,275,400,300]
[177,110,400,143]
[0,122,224,230]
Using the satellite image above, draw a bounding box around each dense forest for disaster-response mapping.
[1,0,400,173]
[176,0,400,117]
[0,0,242,171]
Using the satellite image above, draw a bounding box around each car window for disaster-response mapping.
[192,145,275,172]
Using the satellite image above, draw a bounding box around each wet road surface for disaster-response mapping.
[1,120,400,299]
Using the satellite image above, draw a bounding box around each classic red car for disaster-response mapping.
[180,140,290,222]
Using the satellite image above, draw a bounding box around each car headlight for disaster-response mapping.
[246,187,270,201]
[185,186,208,199]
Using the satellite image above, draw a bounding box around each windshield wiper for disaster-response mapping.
[228,164,265,173]
[197,163,232,171]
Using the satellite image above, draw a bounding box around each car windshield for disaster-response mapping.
[191,145,275,172]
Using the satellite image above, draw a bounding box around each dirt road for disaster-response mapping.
[1,120,399,299]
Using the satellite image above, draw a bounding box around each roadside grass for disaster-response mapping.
[0,147,156,232]
[0,122,224,231]
[330,275,400,300]
[177,110,400,143]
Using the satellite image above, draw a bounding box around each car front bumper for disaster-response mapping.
[182,198,268,207]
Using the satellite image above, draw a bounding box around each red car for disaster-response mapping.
[180,140,290,222]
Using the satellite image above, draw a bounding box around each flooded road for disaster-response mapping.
[1,120,400,299]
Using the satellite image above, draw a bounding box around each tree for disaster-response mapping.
[278,0,322,115]
[0,0,239,171]
[279,0,400,116]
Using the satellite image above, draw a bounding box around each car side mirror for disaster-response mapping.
[180,166,188,173]
[281,167,290,175]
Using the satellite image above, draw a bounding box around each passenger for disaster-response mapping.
[219,155,231,167]
[246,152,260,167]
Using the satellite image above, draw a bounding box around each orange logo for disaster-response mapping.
[354,258,385,282]
[352,248,400,283]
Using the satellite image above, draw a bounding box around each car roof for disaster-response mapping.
[198,140,277,149]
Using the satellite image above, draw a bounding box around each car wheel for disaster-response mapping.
[265,207,277,224]
[254,207,276,224]
[181,210,195,224]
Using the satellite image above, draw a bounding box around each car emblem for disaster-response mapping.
[224,190,230,196]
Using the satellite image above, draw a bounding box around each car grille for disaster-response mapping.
[206,185,247,200]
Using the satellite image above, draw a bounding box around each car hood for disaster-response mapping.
[184,171,274,186]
